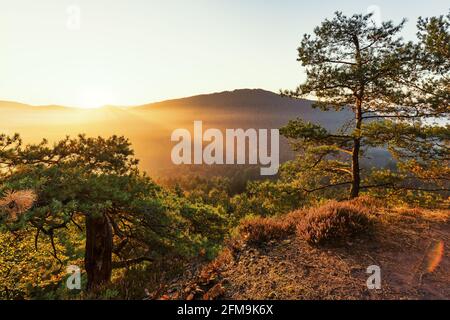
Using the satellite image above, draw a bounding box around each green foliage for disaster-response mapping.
[0,226,84,299]
[0,134,229,298]
[230,179,305,219]
[283,11,407,110]
[362,121,449,161]
[281,11,449,200]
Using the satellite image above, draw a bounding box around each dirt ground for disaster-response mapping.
[158,207,450,300]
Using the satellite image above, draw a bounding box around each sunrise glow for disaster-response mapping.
[77,88,116,109]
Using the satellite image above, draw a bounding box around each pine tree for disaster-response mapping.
[1,134,227,291]
[281,12,449,199]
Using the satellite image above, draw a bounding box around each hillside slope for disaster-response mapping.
[135,89,351,132]
[0,89,391,174]
[158,205,450,300]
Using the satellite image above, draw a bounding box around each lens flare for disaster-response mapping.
[427,241,444,273]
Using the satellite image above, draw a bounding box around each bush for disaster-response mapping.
[238,216,296,245]
[297,200,373,245]
[347,195,383,213]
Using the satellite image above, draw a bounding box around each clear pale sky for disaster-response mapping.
[0,0,448,108]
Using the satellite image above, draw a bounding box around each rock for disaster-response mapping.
[172,292,180,299]
[203,283,225,300]
[186,293,195,301]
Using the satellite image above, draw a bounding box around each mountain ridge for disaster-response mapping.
[0,88,309,110]
[134,88,311,109]
[0,88,392,173]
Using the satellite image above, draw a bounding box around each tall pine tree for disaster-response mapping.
[281,12,449,199]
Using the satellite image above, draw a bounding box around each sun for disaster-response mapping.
[78,88,116,109]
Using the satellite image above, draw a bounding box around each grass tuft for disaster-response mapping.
[297,200,374,245]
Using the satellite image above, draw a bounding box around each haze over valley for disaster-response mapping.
[1,88,392,177]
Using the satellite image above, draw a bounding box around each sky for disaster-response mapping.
[0,0,448,108]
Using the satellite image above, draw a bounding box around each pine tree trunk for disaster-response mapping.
[350,137,361,198]
[351,35,363,199]
[350,98,363,199]
[85,214,113,291]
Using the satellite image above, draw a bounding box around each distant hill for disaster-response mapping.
[0,89,391,176]
[0,100,71,111]
[135,89,351,131]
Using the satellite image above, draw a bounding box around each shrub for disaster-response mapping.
[238,216,296,245]
[284,209,307,226]
[347,195,383,213]
[297,200,373,245]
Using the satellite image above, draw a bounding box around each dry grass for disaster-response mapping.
[238,216,297,245]
[0,190,36,221]
[297,200,374,245]
[217,203,450,300]
[347,195,384,213]
[158,197,450,300]
[238,198,375,247]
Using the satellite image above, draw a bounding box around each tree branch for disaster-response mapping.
[301,181,353,193]
[112,257,154,269]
